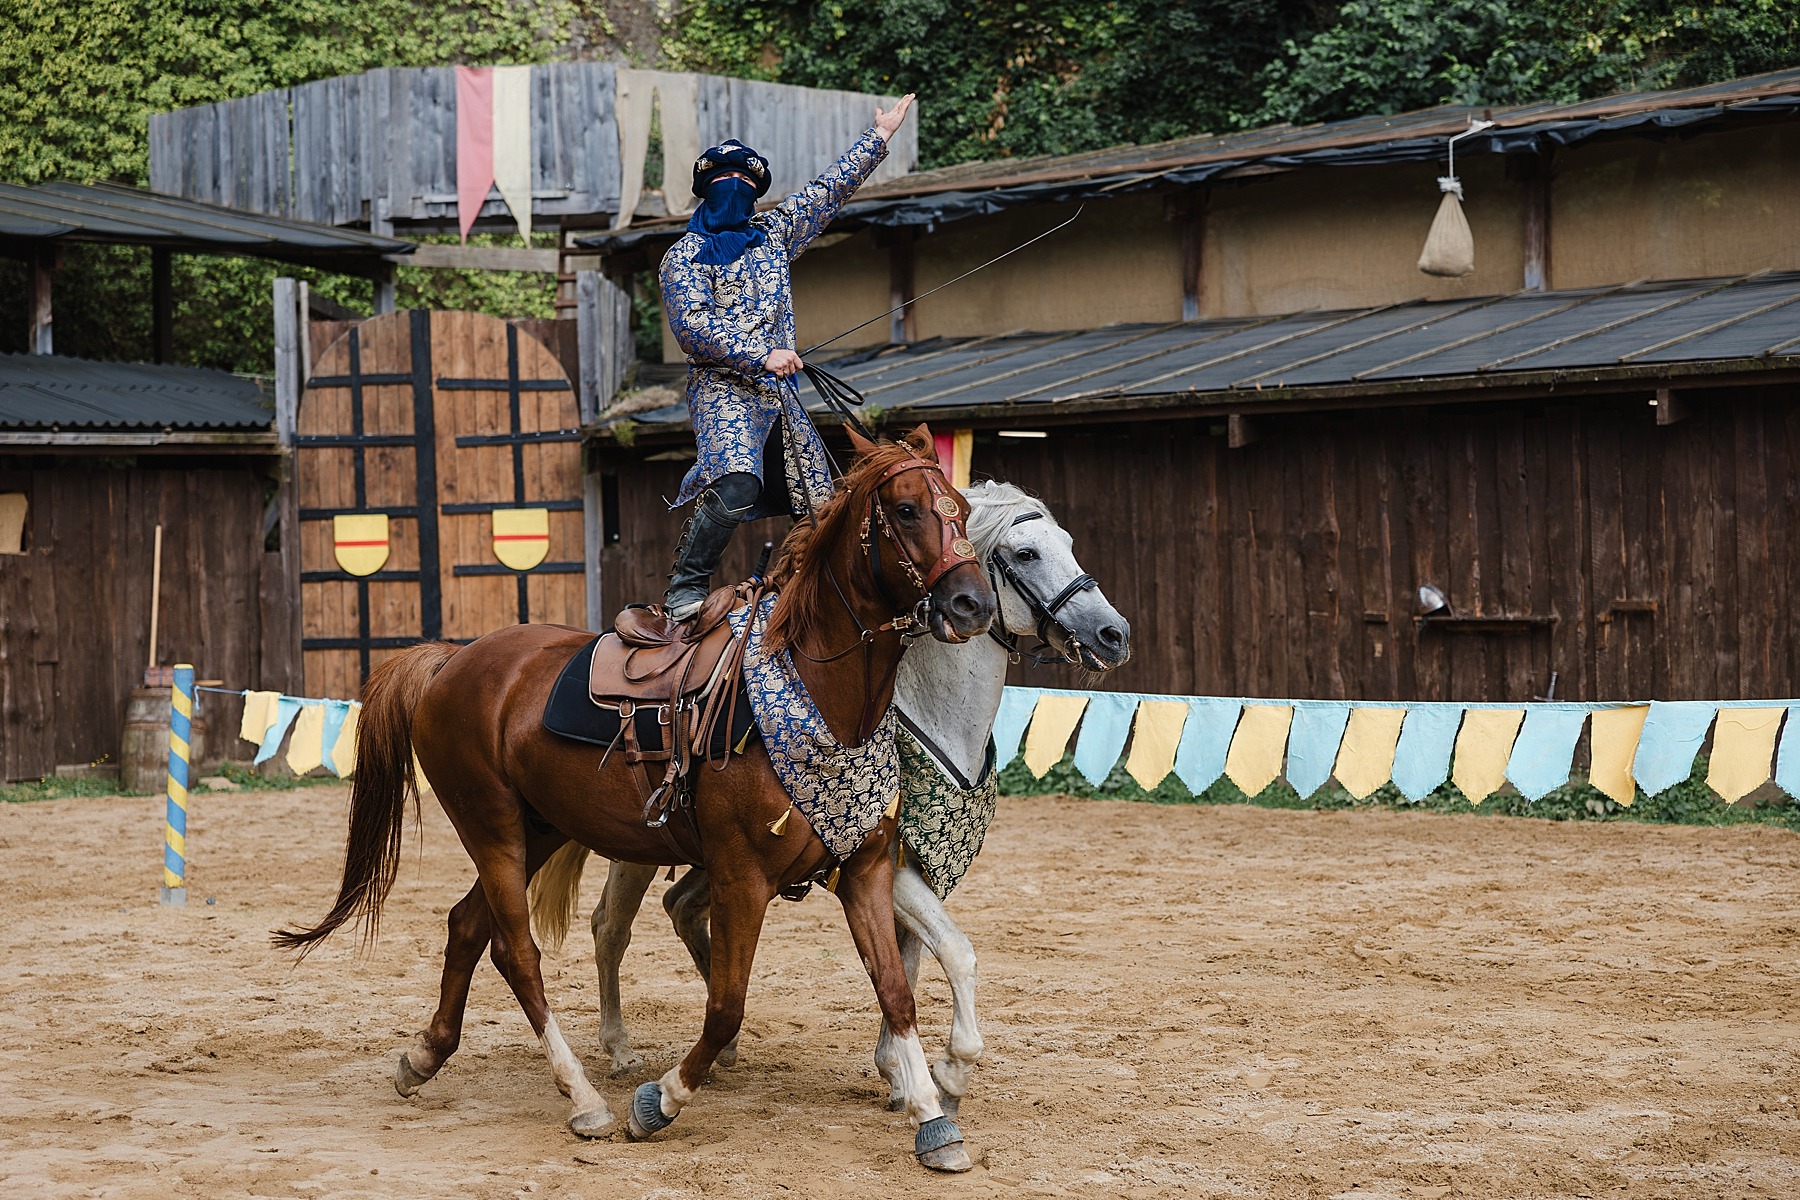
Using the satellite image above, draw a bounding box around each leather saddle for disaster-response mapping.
[587,580,765,839]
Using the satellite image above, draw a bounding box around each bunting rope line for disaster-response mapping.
[191,686,366,778]
[992,688,1800,807]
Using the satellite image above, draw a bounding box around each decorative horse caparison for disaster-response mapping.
[528,481,1132,1117]
[275,426,997,1172]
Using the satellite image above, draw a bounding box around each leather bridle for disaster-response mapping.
[987,510,1099,668]
[794,451,983,743]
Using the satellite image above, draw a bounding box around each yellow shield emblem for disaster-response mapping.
[333,513,390,577]
[492,507,550,571]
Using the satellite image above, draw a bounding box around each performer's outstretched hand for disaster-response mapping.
[874,93,915,142]
[765,348,803,377]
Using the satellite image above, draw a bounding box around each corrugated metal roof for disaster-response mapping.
[0,182,412,270]
[0,354,274,430]
[603,271,1800,432]
[580,67,1800,250]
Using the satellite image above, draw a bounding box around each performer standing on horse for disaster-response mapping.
[659,93,916,621]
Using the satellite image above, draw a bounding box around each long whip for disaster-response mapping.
[800,204,1084,357]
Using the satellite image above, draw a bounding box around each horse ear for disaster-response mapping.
[844,422,880,458]
[906,423,936,459]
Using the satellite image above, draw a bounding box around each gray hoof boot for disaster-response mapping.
[915,1115,971,1172]
[569,1106,616,1139]
[626,1081,675,1141]
[394,1051,433,1097]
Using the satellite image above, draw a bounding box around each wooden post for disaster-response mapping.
[148,524,165,672]
[272,277,301,444]
[29,244,54,354]
[151,248,174,364]
[297,281,313,383]
[373,262,398,314]
[1653,387,1690,426]
[888,227,916,344]
[577,269,632,631]
[1520,151,1551,292]
[1170,190,1207,321]
[1227,413,1261,449]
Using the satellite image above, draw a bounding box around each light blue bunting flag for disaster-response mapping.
[1173,698,1242,794]
[1391,704,1464,801]
[320,699,353,778]
[1286,703,1353,797]
[1632,701,1718,796]
[1073,692,1138,786]
[1773,705,1800,798]
[992,687,1041,771]
[253,696,304,765]
[1506,705,1589,801]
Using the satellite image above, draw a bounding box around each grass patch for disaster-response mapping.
[2,761,312,804]
[999,752,1800,833]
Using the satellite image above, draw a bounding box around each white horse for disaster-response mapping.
[530,481,1130,1115]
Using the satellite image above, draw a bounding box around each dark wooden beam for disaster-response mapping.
[1170,190,1208,321]
[151,247,174,363]
[1227,413,1261,449]
[888,226,916,344]
[1654,386,1690,425]
[29,245,54,354]
[1516,151,1552,292]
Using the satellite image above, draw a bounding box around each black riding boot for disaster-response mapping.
[663,475,759,620]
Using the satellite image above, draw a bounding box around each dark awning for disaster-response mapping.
[579,67,1800,252]
[0,353,274,432]
[596,271,1800,435]
[0,182,413,276]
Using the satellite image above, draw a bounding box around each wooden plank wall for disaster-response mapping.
[596,388,1800,703]
[150,64,916,228]
[0,458,292,781]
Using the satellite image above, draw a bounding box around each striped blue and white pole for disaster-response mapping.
[161,663,194,907]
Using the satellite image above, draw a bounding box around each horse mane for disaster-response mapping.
[763,429,932,655]
[961,480,1053,565]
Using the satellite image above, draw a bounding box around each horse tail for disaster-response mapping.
[272,641,459,958]
[528,840,591,955]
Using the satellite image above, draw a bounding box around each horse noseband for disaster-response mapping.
[988,510,1099,666]
[863,454,981,608]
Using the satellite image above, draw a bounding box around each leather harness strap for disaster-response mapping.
[987,509,1098,667]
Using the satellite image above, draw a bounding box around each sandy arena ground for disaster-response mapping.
[2,784,1797,1199]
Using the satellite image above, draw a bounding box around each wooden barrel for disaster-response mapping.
[121,687,207,794]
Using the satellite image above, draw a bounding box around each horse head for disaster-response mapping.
[966,481,1131,672]
[845,423,996,645]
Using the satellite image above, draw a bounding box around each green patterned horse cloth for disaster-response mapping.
[896,726,1000,900]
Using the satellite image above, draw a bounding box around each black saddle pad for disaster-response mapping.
[542,635,757,760]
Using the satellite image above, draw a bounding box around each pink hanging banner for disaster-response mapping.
[455,66,495,242]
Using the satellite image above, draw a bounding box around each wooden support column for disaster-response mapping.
[1518,150,1552,292]
[272,278,301,444]
[1227,413,1261,449]
[151,248,174,364]
[373,262,398,314]
[261,275,304,692]
[1653,387,1690,426]
[1168,189,1207,321]
[577,269,633,631]
[888,227,916,344]
[29,245,54,354]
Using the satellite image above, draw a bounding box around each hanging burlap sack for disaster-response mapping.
[1418,183,1475,278]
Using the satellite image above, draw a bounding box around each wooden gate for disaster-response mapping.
[296,309,585,699]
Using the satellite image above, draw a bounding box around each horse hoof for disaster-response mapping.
[607,1051,643,1077]
[626,1081,675,1141]
[569,1106,616,1139]
[716,1039,739,1069]
[915,1116,970,1173]
[394,1051,433,1098]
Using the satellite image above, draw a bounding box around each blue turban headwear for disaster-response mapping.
[688,140,772,267]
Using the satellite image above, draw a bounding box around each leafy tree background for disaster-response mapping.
[2,0,1795,371]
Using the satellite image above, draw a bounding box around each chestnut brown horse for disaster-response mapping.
[274,426,996,1171]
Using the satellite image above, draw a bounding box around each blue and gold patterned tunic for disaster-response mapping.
[661,128,889,514]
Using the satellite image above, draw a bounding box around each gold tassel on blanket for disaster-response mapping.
[768,806,791,836]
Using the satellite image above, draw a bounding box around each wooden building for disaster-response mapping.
[579,70,1800,705]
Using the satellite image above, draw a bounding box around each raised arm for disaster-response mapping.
[766,93,915,259]
[659,252,772,377]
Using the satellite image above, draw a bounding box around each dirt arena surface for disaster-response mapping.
[2,786,1797,1199]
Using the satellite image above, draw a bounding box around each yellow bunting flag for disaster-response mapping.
[1225,704,1293,797]
[1334,707,1406,800]
[1023,693,1089,778]
[1707,707,1786,803]
[286,704,325,775]
[493,507,551,571]
[1125,700,1189,791]
[1589,705,1649,805]
[333,514,390,577]
[330,702,361,777]
[1451,709,1524,803]
[238,690,280,744]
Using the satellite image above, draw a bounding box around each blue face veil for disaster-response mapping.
[687,177,767,267]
